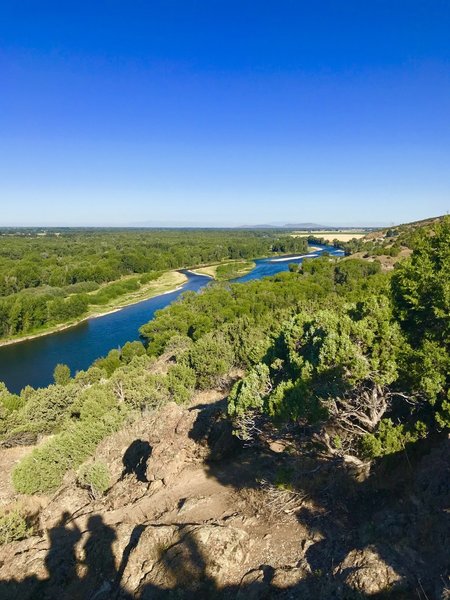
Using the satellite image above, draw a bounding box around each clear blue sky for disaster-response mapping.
[1,1,449,226]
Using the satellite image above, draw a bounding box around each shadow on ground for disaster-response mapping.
[0,401,448,599]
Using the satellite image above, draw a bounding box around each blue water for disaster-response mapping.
[233,245,343,283]
[0,245,343,393]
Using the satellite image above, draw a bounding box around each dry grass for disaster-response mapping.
[292,232,366,242]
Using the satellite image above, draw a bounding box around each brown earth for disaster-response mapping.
[0,390,448,599]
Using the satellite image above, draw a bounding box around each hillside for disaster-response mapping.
[0,216,448,599]
[1,388,448,599]
[337,214,448,271]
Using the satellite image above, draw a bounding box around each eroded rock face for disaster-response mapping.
[0,522,250,600]
[335,546,405,595]
[129,524,249,596]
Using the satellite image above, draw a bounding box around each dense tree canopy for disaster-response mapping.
[0,228,307,339]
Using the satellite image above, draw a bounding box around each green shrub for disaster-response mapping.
[361,419,428,459]
[12,384,78,435]
[188,332,235,389]
[139,271,160,284]
[94,349,122,376]
[74,366,104,386]
[215,261,254,280]
[88,277,140,305]
[62,281,99,294]
[77,461,110,498]
[228,364,271,417]
[109,368,170,410]
[0,383,23,413]
[53,363,71,386]
[120,341,146,363]
[166,364,197,404]
[12,388,125,494]
[0,506,32,545]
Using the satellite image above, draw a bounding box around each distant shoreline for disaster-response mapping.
[0,245,322,349]
[0,279,187,348]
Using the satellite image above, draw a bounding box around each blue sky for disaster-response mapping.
[1,1,449,226]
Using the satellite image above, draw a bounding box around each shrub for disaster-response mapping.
[110,369,170,410]
[12,384,78,435]
[53,363,71,386]
[89,277,140,305]
[361,419,427,459]
[163,334,193,357]
[166,364,196,404]
[12,388,125,494]
[0,506,32,545]
[228,364,271,417]
[188,332,235,389]
[139,271,160,284]
[120,341,146,364]
[94,349,122,376]
[0,383,23,413]
[77,461,110,498]
[74,366,104,386]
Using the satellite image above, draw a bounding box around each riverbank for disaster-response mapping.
[190,248,320,279]
[191,260,256,280]
[0,246,320,349]
[0,270,188,348]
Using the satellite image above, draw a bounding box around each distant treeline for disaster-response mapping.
[0,230,307,339]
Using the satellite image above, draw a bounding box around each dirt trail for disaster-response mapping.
[0,389,448,599]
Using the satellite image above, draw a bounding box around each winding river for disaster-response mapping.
[0,245,343,393]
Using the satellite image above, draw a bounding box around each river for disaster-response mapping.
[0,245,343,393]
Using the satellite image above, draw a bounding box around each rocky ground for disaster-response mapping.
[0,389,448,599]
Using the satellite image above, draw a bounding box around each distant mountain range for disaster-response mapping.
[243,223,376,230]
[244,222,326,229]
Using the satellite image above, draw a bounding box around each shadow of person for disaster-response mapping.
[140,528,217,599]
[44,510,82,598]
[80,515,118,600]
[121,439,152,483]
[114,524,146,593]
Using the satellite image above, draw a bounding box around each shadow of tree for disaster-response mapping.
[187,400,450,600]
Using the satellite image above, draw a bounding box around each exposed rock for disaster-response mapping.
[126,523,250,595]
[335,546,405,595]
[271,562,311,589]
[0,398,447,600]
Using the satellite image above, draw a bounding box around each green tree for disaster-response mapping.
[392,217,450,347]
[392,217,450,425]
